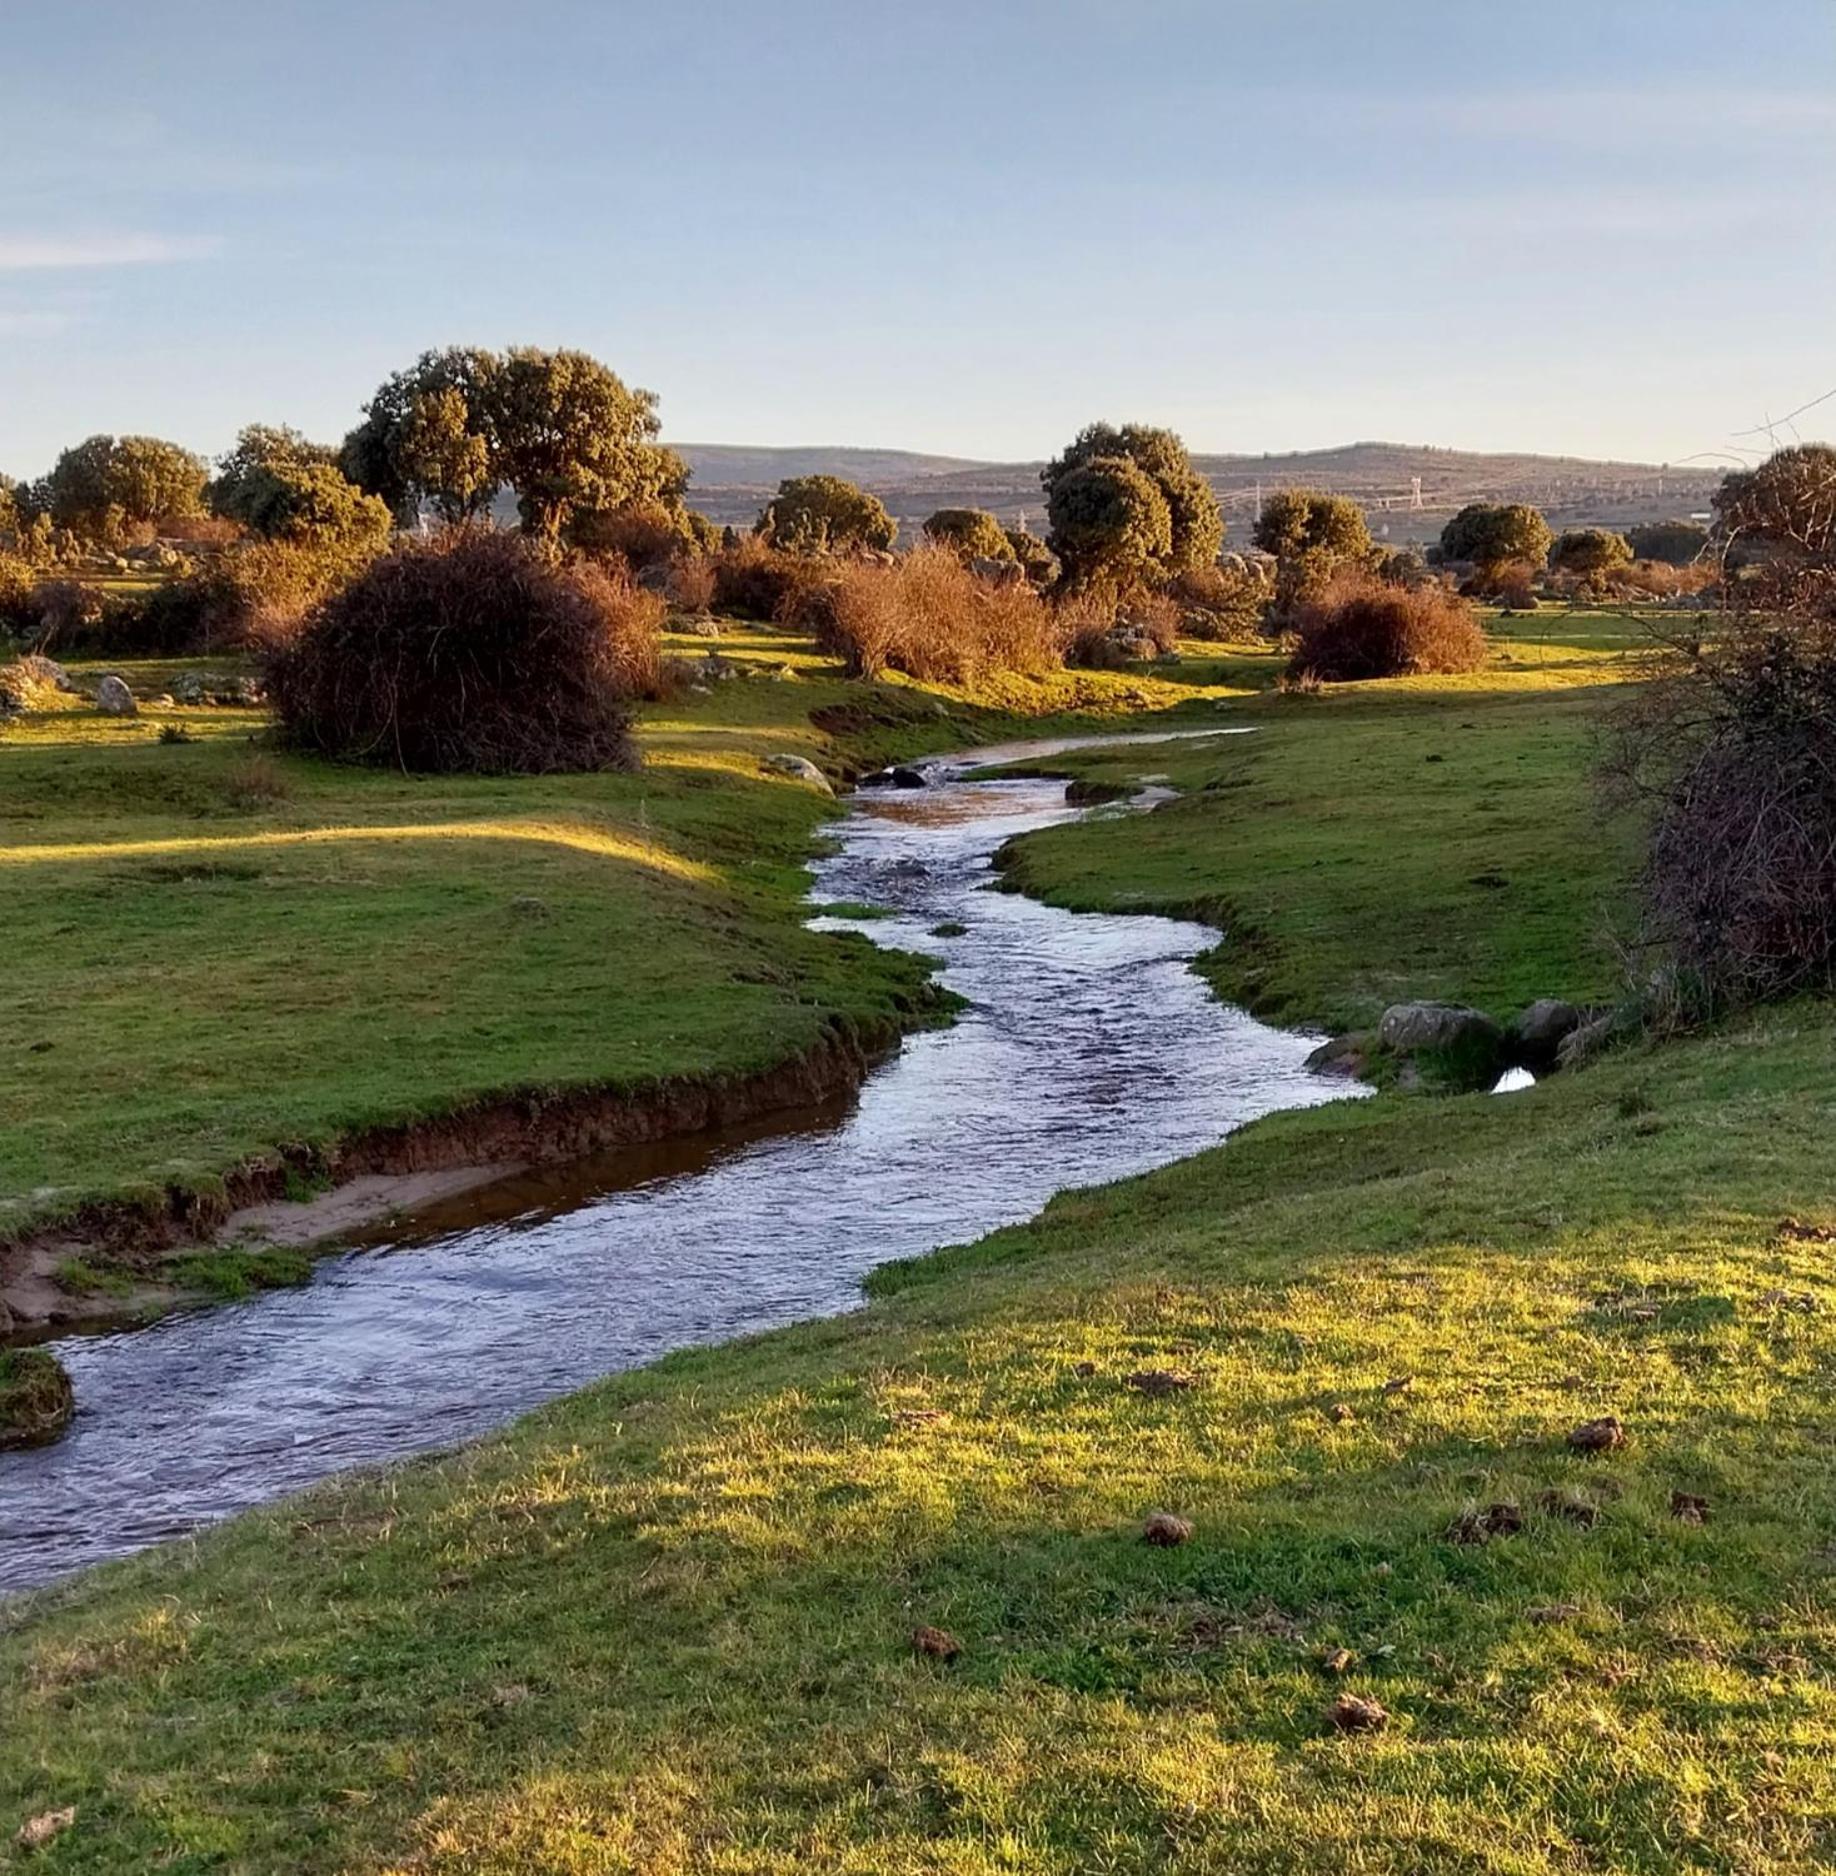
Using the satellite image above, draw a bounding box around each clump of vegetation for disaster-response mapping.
[1629,519,1710,566]
[37,433,208,541]
[1609,447,1836,1007]
[0,1348,75,1450]
[922,507,1015,563]
[1003,525,1060,586]
[1439,502,1553,590]
[1042,423,1222,587]
[0,651,67,713]
[1287,572,1488,682]
[708,535,803,619]
[209,423,392,548]
[1252,486,1374,623]
[1165,561,1266,639]
[822,544,1061,682]
[342,345,688,542]
[268,529,656,773]
[757,475,897,554]
[1551,527,1634,588]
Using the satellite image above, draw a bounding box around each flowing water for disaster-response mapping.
[0,735,1358,1594]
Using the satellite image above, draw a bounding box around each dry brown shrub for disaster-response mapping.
[825,545,1063,683]
[709,536,803,620]
[1288,572,1488,682]
[1490,559,1540,611]
[1055,588,1120,667]
[267,530,653,773]
[666,557,717,614]
[1167,562,1267,639]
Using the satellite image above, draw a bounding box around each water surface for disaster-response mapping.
[1,741,1354,1593]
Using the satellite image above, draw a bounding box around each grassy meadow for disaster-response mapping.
[7,604,1836,1872]
[0,628,1236,1254]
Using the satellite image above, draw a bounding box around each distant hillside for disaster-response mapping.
[673,439,1724,545]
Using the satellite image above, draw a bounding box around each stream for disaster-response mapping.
[0,734,1357,1595]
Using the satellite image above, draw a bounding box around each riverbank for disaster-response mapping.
[0,628,1242,1335]
[11,606,1835,1870]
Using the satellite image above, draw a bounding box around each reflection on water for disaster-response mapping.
[1,748,1354,1594]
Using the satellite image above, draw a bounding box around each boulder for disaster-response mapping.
[763,753,833,795]
[1304,1033,1369,1078]
[95,673,137,717]
[681,617,722,639]
[1377,1002,1503,1056]
[170,671,209,704]
[1512,998,1584,1068]
[969,556,1023,586]
[1555,1014,1619,1072]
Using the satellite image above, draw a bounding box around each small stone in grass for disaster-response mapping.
[911,1625,961,1662]
[1142,1512,1194,1548]
[1125,1369,1196,1397]
[1567,1415,1627,1455]
[1671,1491,1710,1525]
[1320,1646,1356,1675]
[1328,1401,1356,1424]
[15,1808,76,1852]
[1326,1692,1387,1734]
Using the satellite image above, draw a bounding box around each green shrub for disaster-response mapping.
[1253,488,1374,622]
[923,508,1015,563]
[1628,520,1710,566]
[1550,528,1634,583]
[757,475,896,553]
[1045,455,1172,590]
[1439,502,1553,572]
[1003,527,1060,586]
[1041,423,1221,577]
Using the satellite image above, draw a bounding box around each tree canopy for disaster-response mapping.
[922,508,1015,562]
[1439,502,1553,570]
[43,434,208,536]
[1550,528,1634,579]
[1628,519,1710,567]
[1251,487,1372,567]
[1044,456,1174,587]
[1042,422,1221,579]
[340,346,685,540]
[757,475,897,553]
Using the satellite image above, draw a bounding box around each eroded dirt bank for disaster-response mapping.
[0,1012,917,1340]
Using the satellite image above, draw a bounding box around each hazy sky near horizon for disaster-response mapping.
[3,0,1833,475]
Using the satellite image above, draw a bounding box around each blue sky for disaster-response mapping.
[3,0,1832,475]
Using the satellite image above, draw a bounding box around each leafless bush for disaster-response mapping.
[666,556,717,614]
[268,529,654,773]
[824,545,1063,682]
[1054,589,1120,668]
[1287,572,1488,681]
[1606,607,1836,1006]
[709,537,804,620]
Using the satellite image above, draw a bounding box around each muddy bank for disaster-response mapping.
[0,1011,927,1341]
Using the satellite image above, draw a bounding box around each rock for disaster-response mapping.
[1142,1511,1194,1547]
[0,1348,75,1451]
[969,556,1024,586]
[1325,1692,1387,1734]
[1555,1014,1618,1072]
[1513,998,1584,1068]
[911,1625,961,1661]
[1377,1002,1503,1056]
[94,673,137,717]
[1567,1415,1627,1455]
[763,753,833,794]
[1320,1646,1356,1675]
[861,765,929,790]
[14,1807,76,1852]
[170,671,208,704]
[1125,1368,1197,1397]
[1304,1033,1368,1077]
[681,616,722,638]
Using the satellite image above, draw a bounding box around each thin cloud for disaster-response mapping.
[0,234,220,271]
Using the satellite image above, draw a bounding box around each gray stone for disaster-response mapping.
[1555,1014,1619,1072]
[969,556,1023,586]
[681,617,722,638]
[95,673,137,717]
[763,753,833,794]
[1377,1002,1503,1055]
[1304,1033,1369,1078]
[1513,998,1584,1066]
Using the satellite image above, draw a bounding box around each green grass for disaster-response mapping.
[3,1007,1834,1871]
[995,612,1645,1031]
[0,627,1238,1246]
[12,601,1832,1872]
